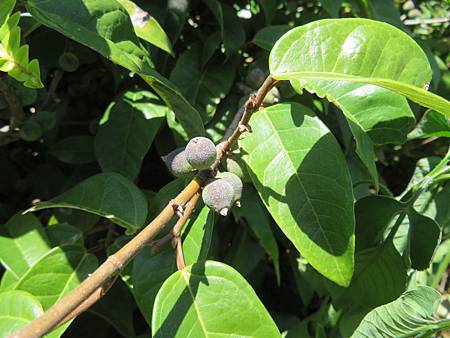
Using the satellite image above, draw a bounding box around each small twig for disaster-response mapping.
[0,73,24,130]
[176,237,186,270]
[42,70,63,108]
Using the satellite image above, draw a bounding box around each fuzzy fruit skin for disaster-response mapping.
[185,137,217,170]
[162,148,193,178]
[217,171,243,202]
[58,52,80,72]
[224,157,251,183]
[202,179,235,215]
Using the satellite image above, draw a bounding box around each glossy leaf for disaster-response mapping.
[352,286,450,337]
[13,245,97,310]
[95,90,167,180]
[170,45,236,122]
[132,205,214,324]
[26,0,153,74]
[26,0,205,138]
[233,185,280,284]
[27,173,148,233]
[252,25,291,51]
[408,109,450,139]
[338,243,406,308]
[0,0,14,26]
[116,0,174,56]
[240,103,355,286]
[269,19,450,118]
[152,261,280,337]
[0,12,43,88]
[0,290,43,336]
[49,136,96,164]
[408,209,441,271]
[0,213,50,279]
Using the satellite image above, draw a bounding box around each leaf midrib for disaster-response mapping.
[261,110,345,282]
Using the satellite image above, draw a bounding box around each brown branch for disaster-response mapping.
[13,75,278,338]
[0,73,24,130]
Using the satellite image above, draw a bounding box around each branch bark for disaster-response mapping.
[13,75,277,338]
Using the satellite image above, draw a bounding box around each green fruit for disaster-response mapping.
[162,148,193,178]
[202,179,235,216]
[58,52,80,72]
[263,87,280,105]
[185,137,217,170]
[35,110,57,131]
[217,171,243,203]
[19,119,43,142]
[245,68,266,89]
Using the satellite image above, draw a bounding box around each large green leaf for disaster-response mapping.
[269,19,450,118]
[0,0,14,26]
[337,242,406,308]
[94,90,167,180]
[27,173,148,233]
[239,103,355,286]
[26,0,205,138]
[46,223,84,247]
[352,286,450,337]
[170,45,236,122]
[0,213,50,280]
[252,25,291,51]
[116,0,174,56]
[49,136,96,165]
[0,290,43,337]
[132,205,215,325]
[152,261,280,337]
[13,245,97,310]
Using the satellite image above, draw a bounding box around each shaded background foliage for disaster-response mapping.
[0,0,449,337]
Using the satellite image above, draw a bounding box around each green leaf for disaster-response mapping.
[407,209,441,271]
[26,0,153,74]
[0,290,43,337]
[203,0,245,56]
[0,213,50,279]
[27,173,148,233]
[337,242,406,308]
[355,196,404,251]
[0,12,43,88]
[408,109,450,139]
[116,0,174,56]
[132,205,214,324]
[152,261,280,337]
[233,185,281,284]
[239,103,355,286]
[13,245,97,310]
[94,90,167,180]
[169,45,236,122]
[0,271,18,291]
[257,0,276,24]
[320,0,342,17]
[46,223,84,247]
[269,18,450,118]
[0,0,14,26]
[49,136,96,164]
[26,0,205,138]
[252,25,291,51]
[352,286,450,338]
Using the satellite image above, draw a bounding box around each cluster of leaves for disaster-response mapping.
[0,0,449,337]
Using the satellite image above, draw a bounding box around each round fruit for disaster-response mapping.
[202,179,235,216]
[263,87,280,105]
[217,171,243,202]
[58,52,80,72]
[35,110,57,131]
[162,148,193,178]
[185,137,217,170]
[19,119,43,142]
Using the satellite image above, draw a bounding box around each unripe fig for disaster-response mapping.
[217,171,243,203]
[58,52,80,72]
[162,148,193,178]
[263,87,280,105]
[185,137,217,170]
[202,179,235,216]
[245,68,266,89]
[19,119,42,142]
